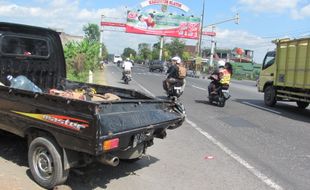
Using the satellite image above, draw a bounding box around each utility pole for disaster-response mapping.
[159,36,164,61]
[198,0,205,57]
[209,25,216,67]
[100,15,104,58]
[206,13,240,67]
[159,5,167,61]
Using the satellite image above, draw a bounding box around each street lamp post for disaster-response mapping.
[206,13,240,67]
[100,15,104,58]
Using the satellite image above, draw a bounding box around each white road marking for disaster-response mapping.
[243,101,282,115]
[186,119,284,190]
[132,79,156,98]
[117,71,283,190]
[191,85,207,91]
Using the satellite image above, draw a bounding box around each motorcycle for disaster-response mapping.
[123,71,131,84]
[166,79,186,99]
[208,75,231,107]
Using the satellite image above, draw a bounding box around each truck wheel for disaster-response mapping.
[28,137,68,189]
[264,86,276,107]
[296,101,309,109]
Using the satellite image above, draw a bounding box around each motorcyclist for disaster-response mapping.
[163,56,185,93]
[209,60,232,94]
[122,58,133,80]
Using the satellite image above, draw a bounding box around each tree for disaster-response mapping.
[152,42,160,60]
[101,43,108,60]
[122,47,137,59]
[166,38,185,58]
[64,39,100,82]
[138,43,152,60]
[83,23,100,42]
[182,51,191,62]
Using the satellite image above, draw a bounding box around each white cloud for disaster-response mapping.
[238,0,298,13]
[238,0,310,19]
[291,3,310,19]
[0,1,275,62]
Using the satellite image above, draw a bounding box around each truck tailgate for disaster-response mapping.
[98,100,184,135]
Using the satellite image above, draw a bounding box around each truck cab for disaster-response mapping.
[258,38,310,109]
[258,51,276,92]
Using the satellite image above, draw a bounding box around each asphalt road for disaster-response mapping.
[101,63,310,190]
[0,63,309,190]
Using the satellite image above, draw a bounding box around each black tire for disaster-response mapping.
[28,137,68,189]
[124,78,129,84]
[218,98,226,107]
[264,85,276,107]
[296,101,309,109]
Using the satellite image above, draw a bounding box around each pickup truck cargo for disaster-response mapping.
[0,22,185,188]
[258,37,310,109]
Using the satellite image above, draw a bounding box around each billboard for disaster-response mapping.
[126,10,201,39]
[140,0,190,12]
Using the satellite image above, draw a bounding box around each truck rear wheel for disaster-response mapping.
[264,86,276,107]
[28,137,68,189]
[296,101,309,109]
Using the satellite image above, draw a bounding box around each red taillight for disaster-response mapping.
[103,138,119,151]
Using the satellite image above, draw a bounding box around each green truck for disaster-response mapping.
[258,37,310,109]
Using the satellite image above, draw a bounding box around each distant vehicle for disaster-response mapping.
[113,55,122,64]
[149,60,164,72]
[258,37,310,109]
[186,70,198,78]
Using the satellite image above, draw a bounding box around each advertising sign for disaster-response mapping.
[126,10,201,39]
[140,0,190,12]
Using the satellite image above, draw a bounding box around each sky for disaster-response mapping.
[0,0,310,63]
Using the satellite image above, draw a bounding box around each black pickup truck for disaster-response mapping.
[0,22,185,189]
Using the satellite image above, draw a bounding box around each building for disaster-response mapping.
[202,48,254,63]
[50,28,84,44]
[184,45,197,57]
[58,32,84,44]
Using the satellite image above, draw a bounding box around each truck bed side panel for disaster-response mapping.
[275,38,310,89]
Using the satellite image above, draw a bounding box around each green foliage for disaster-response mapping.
[152,42,160,60]
[101,43,108,60]
[166,38,185,58]
[182,51,191,61]
[83,23,100,42]
[64,39,100,82]
[138,43,152,60]
[122,47,137,59]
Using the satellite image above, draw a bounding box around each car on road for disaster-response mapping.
[149,60,164,72]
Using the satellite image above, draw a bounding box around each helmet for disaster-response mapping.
[171,56,181,64]
[126,58,130,61]
[218,60,225,68]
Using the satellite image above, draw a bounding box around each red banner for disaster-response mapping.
[126,24,200,39]
[101,22,126,27]
[202,31,216,36]
[126,10,201,39]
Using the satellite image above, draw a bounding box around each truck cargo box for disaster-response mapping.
[275,38,310,89]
